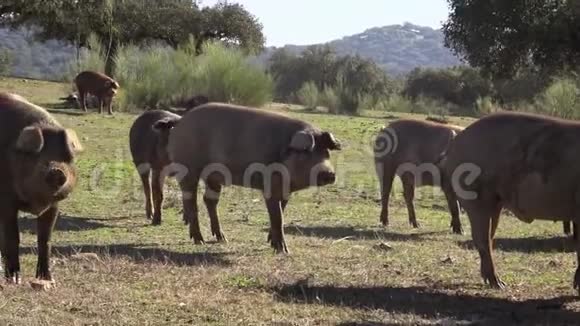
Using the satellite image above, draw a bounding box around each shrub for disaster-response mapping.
[296,81,319,110]
[318,85,340,114]
[536,77,580,119]
[113,39,273,111]
[474,96,500,116]
[375,94,414,113]
[0,49,12,76]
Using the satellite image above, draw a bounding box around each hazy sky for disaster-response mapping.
[198,0,451,47]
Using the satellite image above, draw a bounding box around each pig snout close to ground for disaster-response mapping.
[160,102,342,253]
[374,119,464,234]
[441,111,580,295]
[0,92,83,285]
[129,110,182,225]
[73,70,119,115]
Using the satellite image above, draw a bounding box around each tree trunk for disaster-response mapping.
[104,39,118,77]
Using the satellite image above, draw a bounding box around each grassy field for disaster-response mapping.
[1,76,579,325]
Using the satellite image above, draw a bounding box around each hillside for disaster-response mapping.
[257,22,464,76]
[0,22,463,80]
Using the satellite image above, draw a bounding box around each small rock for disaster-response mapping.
[441,255,455,264]
[374,242,393,251]
[30,280,55,291]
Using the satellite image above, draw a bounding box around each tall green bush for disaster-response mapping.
[536,77,580,119]
[296,81,319,110]
[113,39,273,111]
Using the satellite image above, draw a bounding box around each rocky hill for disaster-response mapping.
[257,22,464,76]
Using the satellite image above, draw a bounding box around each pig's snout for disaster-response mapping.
[46,168,67,189]
[317,171,336,186]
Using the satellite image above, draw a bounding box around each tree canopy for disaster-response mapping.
[268,45,395,103]
[0,0,265,75]
[443,0,580,78]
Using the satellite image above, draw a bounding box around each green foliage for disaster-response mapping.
[403,66,493,116]
[443,0,580,78]
[268,45,394,106]
[535,77,580,119]
[375,94,414,113]
[296,81,319,110]
[114,40,273,111]
[318,85,340,114]
[474,96,500,117]
[0,48,12,75]
[492,69,551,106]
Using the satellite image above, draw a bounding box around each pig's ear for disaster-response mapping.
[289,130,315,151]
[65,129,84,153]
[152,117,179,133]
[15,126,44,153]
[319,131,342,151]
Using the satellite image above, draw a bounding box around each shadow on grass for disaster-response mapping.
[23,243,231,267]
[277,225,444,242]
[272,282,580,324]
[457,236,576,253]
[19,215,118,233]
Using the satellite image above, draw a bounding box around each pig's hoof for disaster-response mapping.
[151,219,161,226]
[411,221,420,228]
[380,218,389,227]
[271,241,289,254]
[192,237,205,245]
[573,267,580,291]
[5,274,20,285]
[215,233,228,243]
[452,226,463,235]
[484,275,506,289]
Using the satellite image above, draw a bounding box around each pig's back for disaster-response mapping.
[168,103,310,172]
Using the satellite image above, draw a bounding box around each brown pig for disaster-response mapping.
[374,119,464,234]
[0,92,83,284]
[129,110,182,225]
[441,111,580,294]
[74,70,119,115]
[158,103,342,253]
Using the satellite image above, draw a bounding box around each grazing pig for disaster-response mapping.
[440,111,580,294]
[129,110,182,225]
[374,119,464,234]
[160,103,342,253]
[0,92,83,284]
[74,70,119,115]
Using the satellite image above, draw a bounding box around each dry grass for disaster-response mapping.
[0,78,579,325]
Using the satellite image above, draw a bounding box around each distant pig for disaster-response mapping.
[74,70,119,115]
[158,103,342,253]
[374,119,464,233]
[0,92,83,284]
[129,110,181,225]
